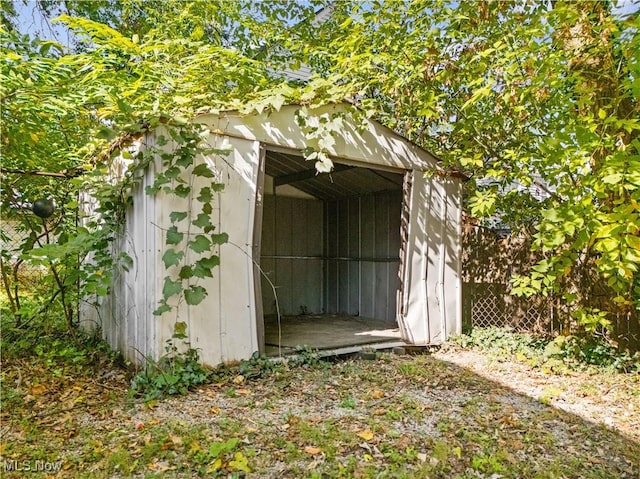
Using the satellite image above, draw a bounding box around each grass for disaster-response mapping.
[2,345,638,478]
[1,294,639,479]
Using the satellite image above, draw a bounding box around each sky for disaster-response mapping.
[15,0,640,45]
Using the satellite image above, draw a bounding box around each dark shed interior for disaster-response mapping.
[259,150,407,352]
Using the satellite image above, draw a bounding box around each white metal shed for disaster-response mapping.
[83,103,463,366]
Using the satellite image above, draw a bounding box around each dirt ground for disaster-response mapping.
[2,348,638,478]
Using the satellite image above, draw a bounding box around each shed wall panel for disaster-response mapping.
[399,172,463,344]
[97,133,262,366]
[260,195,324,315]
[325,190,402,322]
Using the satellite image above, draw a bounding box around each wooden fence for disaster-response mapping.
[462,226,639,352]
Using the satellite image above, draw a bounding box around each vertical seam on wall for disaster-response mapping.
[439,180,447,340]
[358,196,362,317]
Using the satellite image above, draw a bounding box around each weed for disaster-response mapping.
[340,394,357,409]
[129,340,209,400]
[385,409,402,420]
[447,327,640,373]
[471,452,506,474]
[236,351,285,379]
[291,345,326,367]
[201,438,251,475]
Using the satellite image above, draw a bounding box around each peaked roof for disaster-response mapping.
[200,103,441,173]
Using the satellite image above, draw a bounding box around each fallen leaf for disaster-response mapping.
[169,434,183,446]
[233,375,245,384]
[236,388,251,395]
[30,384,47,395]
[304,446,322,455]
[373,408,386,416]
[357,429,375,441]
[371,389,384,399]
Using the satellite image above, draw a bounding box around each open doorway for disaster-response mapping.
[258,149,407,355]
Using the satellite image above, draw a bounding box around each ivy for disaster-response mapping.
[162,249,184,269]
[166,227,184,245]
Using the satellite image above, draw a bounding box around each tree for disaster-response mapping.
[2,0,638,349]
[284,0,639,346]
[0,0,322,328]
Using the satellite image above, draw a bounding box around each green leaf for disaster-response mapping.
[169,211,188,223]
[153,303,171,316]
[97,127,118,140]
[193,255,219,278]
[192,212,212,229]
[197,187,213,203]
[184,285,207,305]
[211,233,228,245]
[173,321,187,339]
[176,152,194,168]
[165,166,181,179]
[146,185,160,195]
[166,226,184,245]
[188,235,211,253]
[162,248,184,268]
[626,235,640,250]
[162,276,182,299]
[173,184,191,198]
[192,163,215,178]
[179,265,193,279]
[602,173,623,185]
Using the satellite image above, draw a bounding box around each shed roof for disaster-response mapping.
[199,103,441,173]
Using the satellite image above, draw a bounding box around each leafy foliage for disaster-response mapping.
[447,327,640,373]
[129,340,210,401]
[1,0,318,335]
[3,0,639,350]
[275,1,640,341]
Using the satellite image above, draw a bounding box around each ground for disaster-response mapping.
[1,348,638,478]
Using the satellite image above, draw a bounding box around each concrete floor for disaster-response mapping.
[263,314,404,356]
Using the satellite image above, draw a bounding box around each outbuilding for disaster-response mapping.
[82,103,463,366]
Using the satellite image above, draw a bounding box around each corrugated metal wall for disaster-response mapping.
[325,191,402,322]
[88,133,262,366]
[261,195,324,315]
[260,189,402,322]
[398,173,463,345]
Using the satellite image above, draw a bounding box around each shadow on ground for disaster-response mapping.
[1,352,638,478]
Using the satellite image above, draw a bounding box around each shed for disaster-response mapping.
[82,103,463,366]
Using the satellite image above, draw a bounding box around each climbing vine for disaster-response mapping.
[0,4,320,334]
[143,125,229,315]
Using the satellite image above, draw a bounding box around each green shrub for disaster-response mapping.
[448,327,639,373]
[543,335,639,373]
[130,341,210,400]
